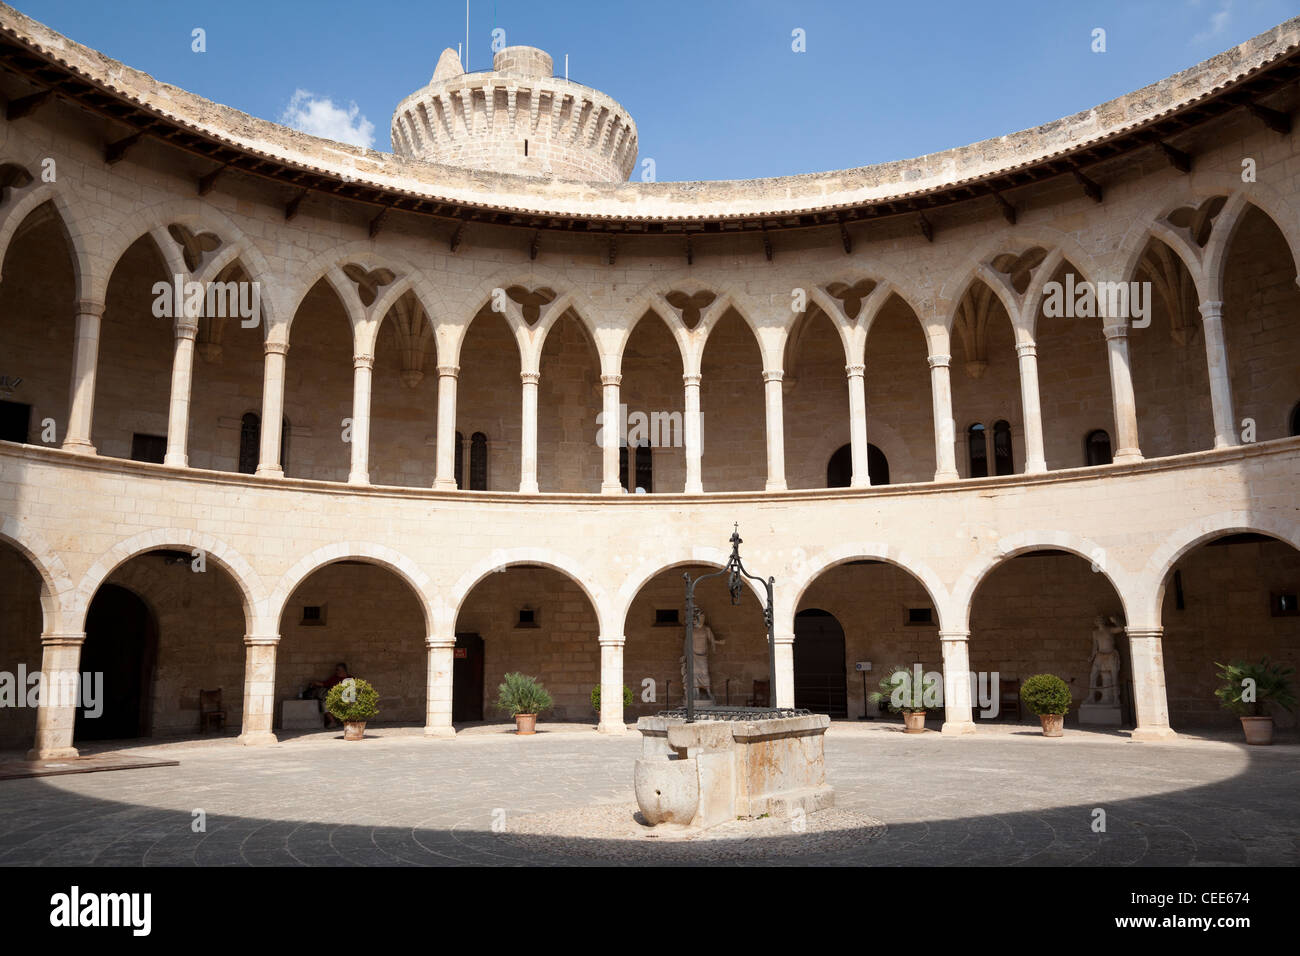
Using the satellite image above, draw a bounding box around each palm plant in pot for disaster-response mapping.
[868,664,932,733]
[497,672,553,735]
[1214,658,1296,745]
[324,677,379,741]
[1020,674,1070,736]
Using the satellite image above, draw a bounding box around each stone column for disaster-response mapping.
[598,636,626,734]
[62,300,105,454]
[846,363,870,486]
[256,341,289,476]
[600,374,623,495]
[762,369,787,491]
[774,631,795,708]
[27,632,84,760]
[162,317,199,467]
[683,372,703,493]
[939,629,977,734]
[927,353,959,481]
[433,365,460,489]
[1015,342,1047,473]
[238,636,279,746]
[347,353,374,485]
[519,370,540,493]
[1198,301,1237,448]
[424,637,456,737]
[1103,323,1143,464]
[1127,626,1177,741]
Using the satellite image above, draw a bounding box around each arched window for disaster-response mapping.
[619,444,629,489]
[826,444,852,488]
[1085,429,1113,466]
[968,424,988,478]
[634,442,653,493]
[993,420,1013,476]
[867,444,890,486]
[1291,402,1300,437]
[469,432,488,490]
[454,430,464,489]
[238,413,289,474]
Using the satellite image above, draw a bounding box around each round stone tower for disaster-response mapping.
[391,45,638,182]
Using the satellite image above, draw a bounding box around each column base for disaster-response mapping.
[764,480,788,492]
[600,483,625,495]
[1024,459,1047,474]
[255,465,284,478]
[163,453,188,468]
[60,439,96,456]
[850,477,871,488]
[684,481,703,494]
[597,720,628,735]
[432,478,458,491]
[347,472,369,486]
[26,746,79,761]
[940,720,977,736]
[1130,726,1178,742]
[237,731,278,746]
[519,481,539,494]
[424,724,457,738]
[1112,449,1143,465]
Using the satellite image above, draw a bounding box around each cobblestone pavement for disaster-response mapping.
[1,723,1295,866]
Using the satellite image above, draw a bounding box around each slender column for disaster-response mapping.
[424,637,456,737]
[600,374,623,495]
[163,317,199,467]
[519,370,540,493]
[1102,323,1143,464]
[926,353,959,481]
[774,631,795,708]
[598,636,626,734]
[1015,342,1047,473]
[27,632,85,760]
[238,635,279,746]
[62,300,105,454]
[1198,301,1237,447]
[347,353,374,485]
[939,629,976,735]
[256,341,289,476]
[683,373,703,493]
[846,363,869,487]
[433,365,460,489]
[1127,626,1177,741]
[762,369,787,491]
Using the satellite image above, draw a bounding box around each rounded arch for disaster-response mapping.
[614,548,768,635]
[1139,512,1300,627]
[74,529,266,634]
[443,547,610,636]
[0,518,75,634]
[951,531,1137,631]
[789,542,951,632]
[269,542,435,635]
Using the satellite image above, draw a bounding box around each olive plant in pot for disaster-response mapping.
[590,683,634,717]
[497,672,553,735]
[868,664,932,733]
[1214,658,1296,745]
[324,677,379,741]
[1020,674,1070,737]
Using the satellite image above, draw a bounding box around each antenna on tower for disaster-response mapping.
[465,0,470,70]
[565,54,569,80]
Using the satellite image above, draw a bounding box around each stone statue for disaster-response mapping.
[1089,615,1124,705]
[680,607,725,698]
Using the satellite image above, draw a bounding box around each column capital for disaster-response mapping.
[243,634,281,646]
[264,340,290,356]
[1015,341,1038,358]
[600,373,622,387]
[1197,299,1224,318]
[762,369,784,384]
[773,631,796,646]
[174,318,199,339]
[425,637,457,649]
[844,363,865,379]
[937,629,970,642]
[436,364,460,379]
[1102,322,1129,341]
[926,352,951,369]
[75,299,105,317]
[520,370,541,385]
[353,353,375,370]
[40,631,86,646]
[1125,626,1164,640]
[598,635,626,647]
[682,373,702,387]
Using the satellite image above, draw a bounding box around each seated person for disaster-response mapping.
[307,662,351,728]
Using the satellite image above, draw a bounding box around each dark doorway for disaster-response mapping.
[452,632,485,722]
[793,608,848,718]
[826,442,889,487]
[0,400,31,443]
[76,584,157,741]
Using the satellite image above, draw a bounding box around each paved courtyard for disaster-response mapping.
[1,723,1296,866]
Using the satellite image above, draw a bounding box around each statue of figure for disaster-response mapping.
[1089,615,1124,705]
[680,607,725,698]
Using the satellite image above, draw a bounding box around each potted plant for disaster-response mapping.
[868,665,930,733]
[1020,674,1070,736]
[497,672,553,734]
[324,677,379,741]
[1214,658,1296,745]
[590,683,634,717]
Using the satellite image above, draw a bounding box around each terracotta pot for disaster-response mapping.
[343,721,366,741]
[1039,713,1064,737]
[902,710,926,733]
[515,713,537,735]
[1240,716,1274,745]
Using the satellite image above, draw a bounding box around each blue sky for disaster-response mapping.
[12,0,1300,181]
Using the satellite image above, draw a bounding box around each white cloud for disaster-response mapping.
[1191,0,1233,45]
[279,90,375,148]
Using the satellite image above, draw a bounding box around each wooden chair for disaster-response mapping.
[199,688,226,733]
[999,676,1021,721]
[747,680,771,708]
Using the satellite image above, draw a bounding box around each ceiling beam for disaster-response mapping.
[1071,167,1103,203]
[104,131,143,165]
[5,89,52,121]
[1156,141,1193,173]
